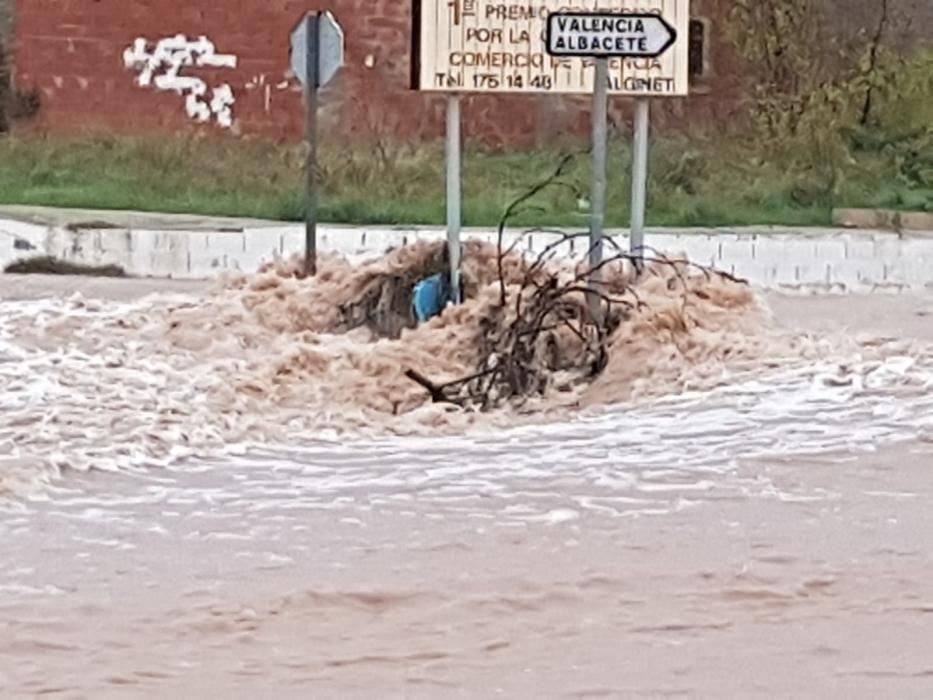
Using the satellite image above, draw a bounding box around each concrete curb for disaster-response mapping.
[2,217,932,293]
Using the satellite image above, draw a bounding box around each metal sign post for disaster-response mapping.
[545,10,678,275]
[290,11,345,278]
[590,58,609,315]
[630,99,651,267]
[446,94,462,304]
[303,14,320,278]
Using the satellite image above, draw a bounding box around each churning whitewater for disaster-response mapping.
[1,241,932,498]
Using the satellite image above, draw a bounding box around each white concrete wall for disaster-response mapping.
[2,217,932,293]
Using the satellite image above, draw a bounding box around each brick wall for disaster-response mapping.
[13,0,750,144]
[11,0,929,145]
[0,0,11,132]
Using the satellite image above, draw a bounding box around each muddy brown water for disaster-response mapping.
[2,275,933,698]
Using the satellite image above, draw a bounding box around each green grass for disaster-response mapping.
[0,128,931,228]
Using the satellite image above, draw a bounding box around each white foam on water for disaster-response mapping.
[1,252,931,528]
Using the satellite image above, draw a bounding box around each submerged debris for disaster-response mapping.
[336,242,448,339]
[318,239,537,340]
[393,153,749,411]
[402,234,747,411]
[4,256,127,277]
[179,153,759,420]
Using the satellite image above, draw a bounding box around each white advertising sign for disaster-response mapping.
[412,0,690,96]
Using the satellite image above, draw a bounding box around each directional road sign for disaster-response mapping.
[546,12,678,58]
[290,11,344,88]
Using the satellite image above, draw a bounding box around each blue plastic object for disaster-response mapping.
[412,273,450,323]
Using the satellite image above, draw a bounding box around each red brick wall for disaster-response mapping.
[13,0,740,145]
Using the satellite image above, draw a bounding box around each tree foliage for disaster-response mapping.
[726,0,933,206]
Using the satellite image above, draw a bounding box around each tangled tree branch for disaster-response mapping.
[404,157,747,412]
[405,244,742,410]
[860,0,890,126]
[497,152,581,306]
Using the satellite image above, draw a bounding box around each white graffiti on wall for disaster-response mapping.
[123,35,238,128]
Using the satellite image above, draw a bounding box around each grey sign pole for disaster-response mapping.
[303,12,320,278]
[290,10,343,277]
[589,58,609,315]
[630,98,650,268]
[446,93,462,304]
[545,10,677,277]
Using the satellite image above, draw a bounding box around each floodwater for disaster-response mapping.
[2,272,933,698]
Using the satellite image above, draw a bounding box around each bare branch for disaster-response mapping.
[497,153,580,305]
[403,159,747,412]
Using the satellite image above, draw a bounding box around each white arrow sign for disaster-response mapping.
[546,12,678,58]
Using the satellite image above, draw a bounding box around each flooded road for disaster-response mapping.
[4,439,933,698]
[2,275,933,698]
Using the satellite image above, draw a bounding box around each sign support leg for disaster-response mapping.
[303,12,320,278]
[630,98,650,270]
[589,58,609,318]
[446,93,463,304]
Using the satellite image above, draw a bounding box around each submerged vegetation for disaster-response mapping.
[3,256,127,277]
